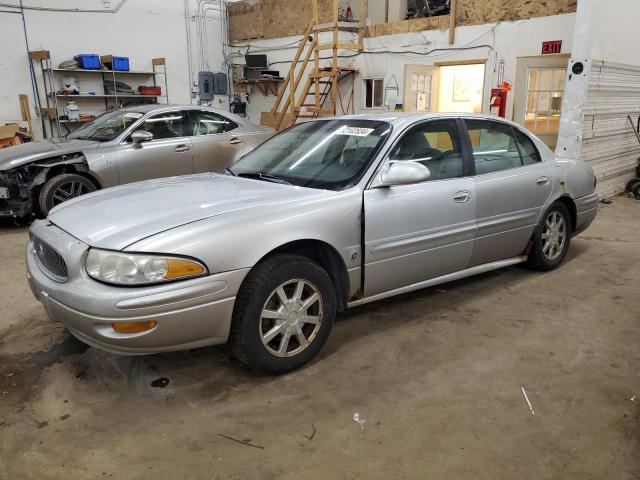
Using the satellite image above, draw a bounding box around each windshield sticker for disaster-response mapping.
[336,126,375,137]
[124,113,143,119]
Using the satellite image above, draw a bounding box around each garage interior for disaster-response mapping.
[1,0,639,478]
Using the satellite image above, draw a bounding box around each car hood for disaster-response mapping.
[48,173,327,250]
[0,138,101,171]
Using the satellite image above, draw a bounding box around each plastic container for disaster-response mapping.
[138,86,161,96]
[74,54,101,70]
[65,101,80,121]
[101,55,130,71]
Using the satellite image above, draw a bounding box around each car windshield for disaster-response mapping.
[230,119,391,190]
[68,110,144,142]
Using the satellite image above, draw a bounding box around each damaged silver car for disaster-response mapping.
[0,105,272,219]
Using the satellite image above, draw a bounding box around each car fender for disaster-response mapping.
[125,188,363,288]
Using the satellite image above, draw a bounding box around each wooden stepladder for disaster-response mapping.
[269,0,366,131]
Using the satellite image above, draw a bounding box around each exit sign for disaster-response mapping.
[542,40,562,55]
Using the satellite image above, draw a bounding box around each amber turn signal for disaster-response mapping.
[165,258,206,279]
[112,321,157,333]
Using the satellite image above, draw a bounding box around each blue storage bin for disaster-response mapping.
[74,54,101,70]
[108,56,130,71]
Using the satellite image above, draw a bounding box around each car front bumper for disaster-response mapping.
[27,220,249,355]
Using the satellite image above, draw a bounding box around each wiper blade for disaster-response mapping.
[236,172,292,185]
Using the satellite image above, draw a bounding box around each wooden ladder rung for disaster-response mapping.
[305,107,335,114]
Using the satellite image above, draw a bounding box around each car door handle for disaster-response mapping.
[229,137,243,145]
[174,144,191,153]
[536,176,550,187]
[453,191,471,203]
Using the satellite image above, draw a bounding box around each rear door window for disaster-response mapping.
[465,119,523,175]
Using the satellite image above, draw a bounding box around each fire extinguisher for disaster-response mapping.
[346,6,353,20]
[490,81,511,118]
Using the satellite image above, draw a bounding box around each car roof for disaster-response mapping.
[335,111,521,128]
[118,104,253,127]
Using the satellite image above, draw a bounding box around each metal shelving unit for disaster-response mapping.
[29,50,169,137]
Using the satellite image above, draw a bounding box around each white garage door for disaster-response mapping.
[581,61,640,198]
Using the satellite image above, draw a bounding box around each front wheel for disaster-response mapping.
[38,173,97,217]
[527,201,572,271]
[229,254,336,374]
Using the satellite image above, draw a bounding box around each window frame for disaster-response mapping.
[188,109,238,136]
[366,118,474,188]
[362,78,385,109]
[459,117,543,177]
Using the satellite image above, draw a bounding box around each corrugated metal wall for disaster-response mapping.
[581,61,640,198]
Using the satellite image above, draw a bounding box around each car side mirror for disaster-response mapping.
[131,130,153,144]
[374,161,431,188]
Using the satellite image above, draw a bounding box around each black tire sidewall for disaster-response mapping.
[232,257,336,374]
[39,174,96,216]
[530,201,572,270]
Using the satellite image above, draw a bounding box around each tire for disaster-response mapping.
[632,181,640,199]
[526,201,572,271]
[625,178,640,193]
[38,173,97,217]
[229,254,336,374]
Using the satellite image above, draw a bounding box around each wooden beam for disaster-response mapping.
[358,0,366,49]
[19,94,32,136]
[449,0,457,45]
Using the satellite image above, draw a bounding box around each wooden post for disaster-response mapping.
[358,0,366,49]
[19,94,32,136]
[331,0,338,114]
[449,0,457,45]
[313,0,320,109]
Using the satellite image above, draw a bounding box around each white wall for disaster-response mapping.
[557,0,640,197]
[0,0,226,139]
[236,13,577,126]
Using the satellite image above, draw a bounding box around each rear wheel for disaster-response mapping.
[38,173,96,216]
[527,201,571,271]
[229,254,336,374]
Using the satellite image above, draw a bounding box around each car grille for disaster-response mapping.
[32,235,68,282]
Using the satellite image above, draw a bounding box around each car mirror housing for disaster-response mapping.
[131,130,154,144]
[374,161,431,188]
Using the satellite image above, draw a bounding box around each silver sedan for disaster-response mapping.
[26,113,598,374]
[0,105,272,218]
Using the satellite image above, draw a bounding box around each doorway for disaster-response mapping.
[403,62,485,114]
[437,63,485,113]
[514,56,569,150]
[404,65,439,113]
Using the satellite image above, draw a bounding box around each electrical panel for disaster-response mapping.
[198,71,215,101]
[198,71,228,100]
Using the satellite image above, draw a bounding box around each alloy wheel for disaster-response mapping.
[52,181,92,206]
[541,211,566,261]
[259,279,323,358]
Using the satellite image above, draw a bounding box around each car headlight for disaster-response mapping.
[85,249,207,285]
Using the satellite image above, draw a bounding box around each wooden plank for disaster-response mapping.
[29,50,49,61]
[228,1,263,42]
[449,0,457,44]
[19,94,32,135]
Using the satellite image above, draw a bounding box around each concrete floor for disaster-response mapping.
[0,197,639,480]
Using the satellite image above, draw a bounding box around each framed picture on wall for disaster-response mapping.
[453,73,471,102]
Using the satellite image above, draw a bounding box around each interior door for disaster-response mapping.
[513,55,569,150]
[187,110,246,173]
[363,119,476,297]
[116,110,193,184]
[404,65,439,113]
[463,118,553,267]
